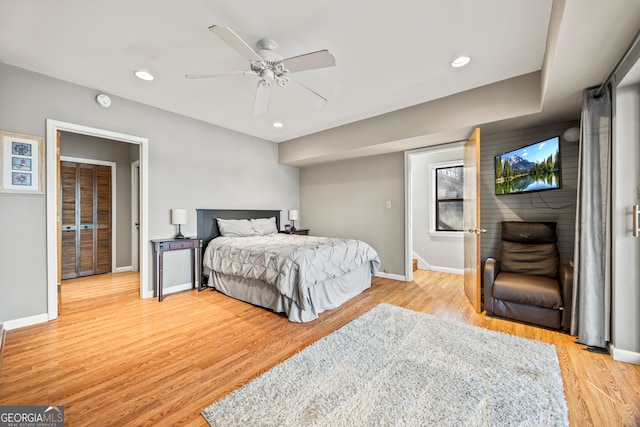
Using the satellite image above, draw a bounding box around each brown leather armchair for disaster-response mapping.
[484,221,573,331]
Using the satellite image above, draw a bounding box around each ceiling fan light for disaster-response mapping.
[134,70,154,81]
[451,56,471,68]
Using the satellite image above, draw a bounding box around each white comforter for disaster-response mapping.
[202,234,380,310]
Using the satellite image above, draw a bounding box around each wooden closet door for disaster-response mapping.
[95,165,111,274]
[61,161,78,279]
[60,161,111,279]
[78,164,95,276]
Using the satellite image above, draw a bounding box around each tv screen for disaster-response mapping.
[494,136,561,195]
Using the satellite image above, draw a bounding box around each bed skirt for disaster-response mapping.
[209,262,373,322]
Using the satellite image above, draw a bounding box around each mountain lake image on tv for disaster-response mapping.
[494,136,561,195]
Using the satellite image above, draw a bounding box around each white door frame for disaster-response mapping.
[60,156,118,274]
[131,160,140,272]
[46,119,149,320]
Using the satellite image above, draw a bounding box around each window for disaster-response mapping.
[435,165,464,231]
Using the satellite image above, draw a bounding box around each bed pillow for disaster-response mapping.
[216,218,254,237]
[251,217,278,235]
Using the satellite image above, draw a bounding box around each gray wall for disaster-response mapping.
[60,132,138,269]
[480,122,579,264]
[613,83,640,356]
[300,152,405,275]
[0,62,299,324]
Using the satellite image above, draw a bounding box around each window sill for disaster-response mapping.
[429,230,464,239]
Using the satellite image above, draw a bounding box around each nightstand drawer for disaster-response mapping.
[165,239,198,250]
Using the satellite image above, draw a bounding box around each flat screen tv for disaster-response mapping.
[494,135,561,195]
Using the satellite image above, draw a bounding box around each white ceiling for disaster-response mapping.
[0,1,638,145]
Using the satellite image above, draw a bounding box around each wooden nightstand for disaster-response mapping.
[151,238,202,302]
[280,229,310,235]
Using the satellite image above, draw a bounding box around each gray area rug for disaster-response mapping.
[202,303,569,426]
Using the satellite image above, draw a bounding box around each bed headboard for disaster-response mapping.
[196,209,281,247]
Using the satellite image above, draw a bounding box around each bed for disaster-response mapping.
[197,209,380,322]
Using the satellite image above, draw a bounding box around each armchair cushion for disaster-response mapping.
[493,272,562,310]
[500,241,559,278]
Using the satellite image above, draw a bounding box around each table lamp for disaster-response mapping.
[288,209,299,231]
[171,208,187,239]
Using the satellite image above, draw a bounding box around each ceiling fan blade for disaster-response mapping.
[253,80,272,115]
[185,71,257,79]
[287,78,327,108]
[281,50,336,73]
[209,25,263,63]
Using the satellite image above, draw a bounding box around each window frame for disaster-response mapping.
[430,161,464,236]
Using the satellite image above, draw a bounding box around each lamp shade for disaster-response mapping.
[288,210,299,221]
[171,209,187,225]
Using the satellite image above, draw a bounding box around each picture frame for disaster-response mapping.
[0,130,45,194]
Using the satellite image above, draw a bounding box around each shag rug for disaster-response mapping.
[202,303,569,426]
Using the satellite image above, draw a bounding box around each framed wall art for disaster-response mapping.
[0,130,45,194]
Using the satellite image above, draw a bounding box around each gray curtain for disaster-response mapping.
[571,85,612,347]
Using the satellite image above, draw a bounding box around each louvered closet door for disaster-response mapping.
[60,161,111,279]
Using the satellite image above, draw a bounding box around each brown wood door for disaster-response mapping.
[463,128,482,313]
[61,161,111,279]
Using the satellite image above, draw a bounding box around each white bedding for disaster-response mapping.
[202,234,380,312]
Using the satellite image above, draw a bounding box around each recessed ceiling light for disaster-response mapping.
[451,56,471,68]
[134,70,154,81]
[272,122,284,128]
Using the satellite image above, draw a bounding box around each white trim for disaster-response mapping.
[610,343,640,365]
[115,266,133,273]
[404,151,413,282]
[60,156,118,274]
[428,230,464,238]
[430,266,464,275]
[3,313,49,330]
[375,271,407,281]
[46,119,150,321]
[131,160,140,272]
[413,252,431,270]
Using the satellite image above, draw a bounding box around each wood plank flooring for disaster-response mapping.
[1,271,639,426]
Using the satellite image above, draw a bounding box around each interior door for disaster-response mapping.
[463,128,483,313]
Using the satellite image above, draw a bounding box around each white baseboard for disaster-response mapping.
[3,313,49,330]
[610,343,640,365]
[375,271,407,281]
[412,253,431,270]
[429,266,464,275]
[114,266,133,273]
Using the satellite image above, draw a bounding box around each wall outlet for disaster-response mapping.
[385,200,392,209]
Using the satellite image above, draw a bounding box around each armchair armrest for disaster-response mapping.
[559,263,573,331]
[483,258,500,314]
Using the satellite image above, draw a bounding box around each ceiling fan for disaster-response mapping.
[186,25,336,115]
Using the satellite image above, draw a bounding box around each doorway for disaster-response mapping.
[60,159,115,279]
[404,142,465,281]
[46,120,149,320]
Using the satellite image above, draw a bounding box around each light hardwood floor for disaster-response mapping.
[1,271,639,426]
